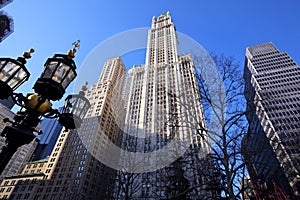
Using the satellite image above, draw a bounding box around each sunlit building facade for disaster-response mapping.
[243,42,300,198]
[119,12,211,199]
[0,57,126,199]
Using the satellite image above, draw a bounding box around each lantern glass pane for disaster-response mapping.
[66,96,88,120]
[9,66,27,89]
[43,61,58,78]
[73,98,84,117]
[0,61,26,89]
[67,96,78,114]
[61,69,75,89]
[52,63,70,88]
[62,97,71,113]
[81,102,90,118]
[0,61,17,82]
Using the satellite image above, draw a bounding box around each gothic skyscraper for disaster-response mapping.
[119,12,211,199]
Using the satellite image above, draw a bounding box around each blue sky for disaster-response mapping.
[1,0,300,108]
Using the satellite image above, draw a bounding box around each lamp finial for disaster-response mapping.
[67,40,80,58]
[79,81,88,96]
[23,48,35,59]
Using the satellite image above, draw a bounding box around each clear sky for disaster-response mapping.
[1,0,300,108]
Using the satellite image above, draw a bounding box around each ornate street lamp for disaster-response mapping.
[0,49,32,99]
[0,41,90,173]
[33,47,78,101]
[59,82,91,130]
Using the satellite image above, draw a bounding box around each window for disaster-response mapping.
[21,186,26,191]
[24,193,30,199]
[28,186,33,191]
[46,187,52,193]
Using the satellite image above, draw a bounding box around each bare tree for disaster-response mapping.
[111,136,144,200]
[202,54,249,199]
[113,170,142,200]
[168,53,249,199]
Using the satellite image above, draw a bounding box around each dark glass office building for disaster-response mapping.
[243,42,300,198]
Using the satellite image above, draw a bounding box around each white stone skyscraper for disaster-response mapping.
[120,12,210,199]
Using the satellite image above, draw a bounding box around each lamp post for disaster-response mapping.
[0,41,90,174]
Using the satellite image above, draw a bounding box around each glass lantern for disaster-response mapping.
[59,93,90,130]
[0,57,30,99]
[33,54,77,101]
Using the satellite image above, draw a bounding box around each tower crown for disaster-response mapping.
[151,11,173,29]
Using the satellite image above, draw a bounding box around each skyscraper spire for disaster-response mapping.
[146,11,178,65]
